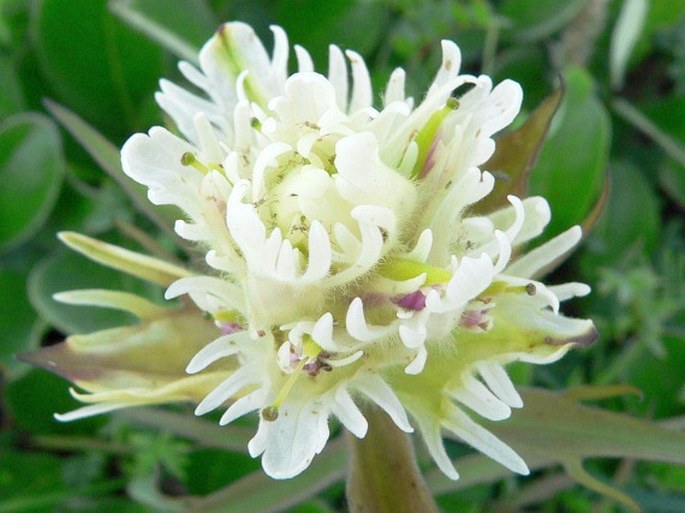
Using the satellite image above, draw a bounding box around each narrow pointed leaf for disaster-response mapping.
[0,113,64,251]
[54,289,168,320]
[109,0,217,64]
[58,231,192,287]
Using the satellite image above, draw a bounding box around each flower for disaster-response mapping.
[27,22,597,480]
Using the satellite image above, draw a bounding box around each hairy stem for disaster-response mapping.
[346,405,439,513]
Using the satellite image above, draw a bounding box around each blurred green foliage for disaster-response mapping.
[1,0,684,511]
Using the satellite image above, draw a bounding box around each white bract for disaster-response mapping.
[53,22,596,480]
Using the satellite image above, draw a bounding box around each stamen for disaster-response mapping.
[181,152,209,174]
[261,357,308,422]
[507,284,537,295]
[261,406,278,421]
[480,281,538,297]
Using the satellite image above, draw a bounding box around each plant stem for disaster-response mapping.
[30,434,134,454]
[117,407,252,452]
[346,405,439,513]
[553,0,610,69]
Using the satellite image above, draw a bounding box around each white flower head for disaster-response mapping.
[51,22,596,480]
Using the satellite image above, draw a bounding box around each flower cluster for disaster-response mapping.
[29,22,596,480]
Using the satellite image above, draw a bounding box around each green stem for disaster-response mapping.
[553,0,609,68]
[481,19,499,76]
[31,434,135,455]
[613,97,685,167]
[346,405,439,513]
[117,407,253,453]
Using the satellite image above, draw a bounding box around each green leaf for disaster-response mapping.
[614,97,685,168]
[479,88,563,213]
[0,113,64,251]
[493,46,550,110]
[428,387,685,510]
[35,178,127,240]
[27,246,160,335]
[613,96,685,209]
[0,56,26,117]
[529,68,610,238]
[44,100,181,239]
[185,448,260,495]
[659,159,685,209]
[586,161,660,264]
[0,445,128,513]
[287,502,337,513]
[626,335,685,418]
[0,268,42,370]
[500,0,586,41]
[110,0,218,64]
[628,487,685,513]
[275,0,388,66]
[30,0,162,136]
[327,3,389,58]
[486,388,685,506]
[0,449,66,512]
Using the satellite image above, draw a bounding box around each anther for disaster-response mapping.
[261,406,279,421]
[264,356,310,422]
[181,152,196,166]
[180,152,209,174]
[446,97,460,110]
[525,283,537,296]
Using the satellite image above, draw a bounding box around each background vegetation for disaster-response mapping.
[1,0,684,511]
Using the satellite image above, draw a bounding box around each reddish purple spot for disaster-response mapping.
[460,309,484,328]
[419,139,439,179]
[220,322,244,335]
[460,308,492,331]
[304,360,332,377]
[394,290,426,311]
